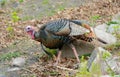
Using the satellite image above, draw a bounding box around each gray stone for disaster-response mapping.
[7,67,20,72]
[95,23,108,32]
[92,28,117,44]
[88,47,120,74]
[54,27,117,58]
[0,74,6,77]
[11,57,26,67]
[61,40,95,57]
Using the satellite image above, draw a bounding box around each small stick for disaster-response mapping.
[56,65,78,72]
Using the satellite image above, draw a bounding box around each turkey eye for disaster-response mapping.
[28,27,30,29]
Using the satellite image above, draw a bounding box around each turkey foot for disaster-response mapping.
[54,50,62,66]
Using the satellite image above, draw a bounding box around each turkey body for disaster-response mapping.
[34,19,91,49]
[26,19,94,65]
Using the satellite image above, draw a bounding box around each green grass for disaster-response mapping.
[107,21,119,25]
[42,0,49,5]
[0,51,22,61]
[19,0,24,3]
[90,15,101,26]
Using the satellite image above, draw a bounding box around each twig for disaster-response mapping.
[56,65,78,72]
[21,68,33,73]
[21,68,36,75]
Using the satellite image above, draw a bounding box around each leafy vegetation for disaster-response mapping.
[19,0,24,3]
[6,25,14,38]
[56,5,65,11]
[90,15,101,26]
[11,11,20,22]
[76,56,101,77]
[42,0,49,5]
[107,21,119,25]
[0,51,22,61]
[102,51,111,60]
[0,0,7,6]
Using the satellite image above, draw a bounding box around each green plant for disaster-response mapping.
[0,51,22,61]
[91,15,101,21]
[112,24,120,34]
[90,15,101,26]
[6,25,14,38]
[107,21,119,25]
[19,0,24,3]
[76,56,101,77]
[45,48,57,57]
[102,51,111,60]
[42,0,49,5]
[11,11,20,22]
[57,5,65,11]
[0,0,7,6]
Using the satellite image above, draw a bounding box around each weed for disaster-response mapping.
[91,15,101,21]
[107,21,119,25]
[11,11,20,22]
[0,51,22,61]
[90,15,101,26]
[19,0,24,3]
[0,0,6,6]
[6,25,14,38]
[112,24,120,34]
[42,0,49,5]
[57,5,65,11]
[102,51,111,60]
[76,56,101,77]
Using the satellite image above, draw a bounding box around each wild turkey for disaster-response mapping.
[25,19,95,65]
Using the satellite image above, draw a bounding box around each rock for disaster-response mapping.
[92,28,117,44]
[95,23,108,32]
[87,47,120,74]
[0,74,6,77]
[11,57,26,67]
[58,27,117,57]
[7,67,20,72]
[61,40,95,57]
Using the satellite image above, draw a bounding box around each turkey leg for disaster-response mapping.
[70,44,80,63]
[54,50,62,66]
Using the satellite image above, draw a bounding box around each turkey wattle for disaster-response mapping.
[25,19,95,65]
